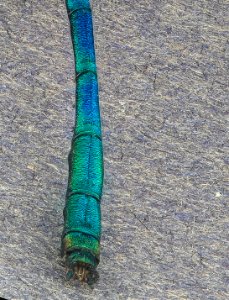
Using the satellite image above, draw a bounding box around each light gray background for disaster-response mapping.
[1,0,228,299]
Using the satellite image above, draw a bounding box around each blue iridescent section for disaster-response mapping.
[75,73,101,137]
[67,0,96,73]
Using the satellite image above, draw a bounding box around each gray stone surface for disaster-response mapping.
[1,0,228,299]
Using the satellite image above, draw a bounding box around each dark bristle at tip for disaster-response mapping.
[66,262,99,285]
[74,263,90,282]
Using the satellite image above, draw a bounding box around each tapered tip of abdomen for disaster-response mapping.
[74,262,89,282]
[66,260,99,284]
[63,250,98,283]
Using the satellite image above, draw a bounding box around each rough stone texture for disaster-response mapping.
[1,0,228,299]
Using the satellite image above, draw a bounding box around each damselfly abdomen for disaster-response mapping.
[61,0,103,283]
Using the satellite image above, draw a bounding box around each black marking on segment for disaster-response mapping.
[68,7,92,16]
[72,131,102,142]
[76,70,97,80]
[67,190,101,202]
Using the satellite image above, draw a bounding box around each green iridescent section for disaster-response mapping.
[63,232,99,269]
[62,0,103,271]
[63,194,101,238]
[68,136,103,200]
[63,232,100,256]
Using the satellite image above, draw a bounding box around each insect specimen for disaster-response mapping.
[61,0,104,283]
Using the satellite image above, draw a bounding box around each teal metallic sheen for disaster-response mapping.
[62,0,103,274]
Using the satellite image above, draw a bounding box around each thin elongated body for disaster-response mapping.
[61,0,103,282]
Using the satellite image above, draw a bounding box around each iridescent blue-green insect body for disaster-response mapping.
[61,0,103,282]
